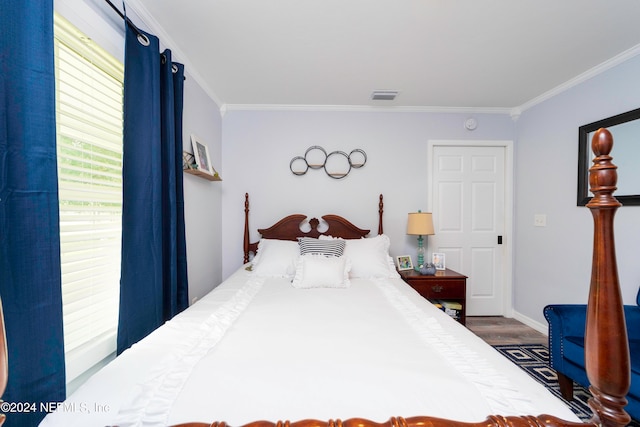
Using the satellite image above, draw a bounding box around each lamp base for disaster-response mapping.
[416,235,425,268]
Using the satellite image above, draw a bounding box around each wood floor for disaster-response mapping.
[466,316,548,346]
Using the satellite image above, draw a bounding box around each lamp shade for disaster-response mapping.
[407,212,434,236]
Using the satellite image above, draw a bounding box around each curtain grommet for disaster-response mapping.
[137,33,150,47]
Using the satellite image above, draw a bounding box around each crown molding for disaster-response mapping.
[514,43,640,115]
[223,103,512,115]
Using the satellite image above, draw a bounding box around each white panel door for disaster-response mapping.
[431,145,506,315]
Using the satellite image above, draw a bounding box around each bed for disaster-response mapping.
[36,128,630,427]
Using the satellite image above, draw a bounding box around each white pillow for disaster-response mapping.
[251,239,300,278]
[292,255,351,288]
[342,235,400,279]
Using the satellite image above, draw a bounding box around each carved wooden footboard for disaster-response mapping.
[176,129,630,427]
[173,414,589,427]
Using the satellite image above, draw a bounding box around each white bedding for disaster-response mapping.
[40,265,579,426]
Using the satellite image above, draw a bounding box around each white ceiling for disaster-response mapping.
[127,0,640,112]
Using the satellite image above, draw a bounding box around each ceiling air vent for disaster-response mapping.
[371,90,399,101]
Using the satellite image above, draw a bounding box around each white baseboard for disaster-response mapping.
[511,310,549,336]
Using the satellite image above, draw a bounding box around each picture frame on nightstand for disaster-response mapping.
[432,253,445,270]
[396,255,413,271]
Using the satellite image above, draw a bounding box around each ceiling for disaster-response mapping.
[126,0,640,112]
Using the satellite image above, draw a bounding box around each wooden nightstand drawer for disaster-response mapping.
[409,280,465,299]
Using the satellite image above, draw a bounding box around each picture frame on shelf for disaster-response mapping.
[432,253,445,270]
[396,255,413,271]
[191,134,214,176]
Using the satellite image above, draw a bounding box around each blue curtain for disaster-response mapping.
[0,1,66,426]
[117,22,189,354]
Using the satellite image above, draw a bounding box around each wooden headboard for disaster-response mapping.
[178,129,630,427]
[243,193,384,263]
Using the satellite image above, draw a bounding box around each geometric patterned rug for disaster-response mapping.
[493,344,639,426]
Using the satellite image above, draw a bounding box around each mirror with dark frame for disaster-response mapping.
[578,107,640,206]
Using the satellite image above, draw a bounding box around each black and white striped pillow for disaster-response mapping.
[298,237,345,257]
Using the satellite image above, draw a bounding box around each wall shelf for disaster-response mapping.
[183,151,222,181]
[184,168,222,181]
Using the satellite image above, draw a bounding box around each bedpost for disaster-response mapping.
[244,193,250,264]
[378,194,384,235]
[585,128,630,427]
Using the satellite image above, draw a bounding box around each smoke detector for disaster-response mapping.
[371,90,399,101]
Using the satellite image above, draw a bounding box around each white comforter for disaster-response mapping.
[40,266,579,426]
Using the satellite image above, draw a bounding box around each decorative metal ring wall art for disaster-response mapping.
[290,146,367,179]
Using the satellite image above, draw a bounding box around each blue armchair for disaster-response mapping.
[544,290,640,421]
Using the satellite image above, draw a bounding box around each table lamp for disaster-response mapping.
[407,211,435,268]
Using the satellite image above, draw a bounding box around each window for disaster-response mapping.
[54,13,124,385]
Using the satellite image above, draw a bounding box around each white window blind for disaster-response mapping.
[54,13,124,384]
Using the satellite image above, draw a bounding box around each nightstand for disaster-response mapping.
[399,268,467,325]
